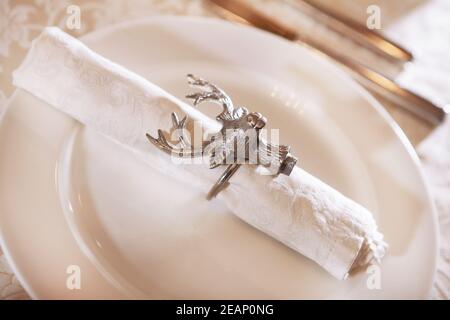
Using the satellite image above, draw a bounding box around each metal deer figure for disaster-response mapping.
[146,74,297,176]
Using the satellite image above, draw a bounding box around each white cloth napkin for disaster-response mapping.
[12,27,387,280]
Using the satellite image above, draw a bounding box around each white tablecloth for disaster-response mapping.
[0,0,448,299]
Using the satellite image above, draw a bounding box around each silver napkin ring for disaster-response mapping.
[146,74,297,200]
[207,163,241,200]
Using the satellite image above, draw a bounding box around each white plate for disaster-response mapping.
[0,17,438,299]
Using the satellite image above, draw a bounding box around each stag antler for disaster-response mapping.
[186,74,247,122]
[146,111,204,158]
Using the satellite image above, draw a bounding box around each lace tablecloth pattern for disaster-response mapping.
[0,0,448,299]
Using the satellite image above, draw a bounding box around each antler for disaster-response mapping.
[186,74,245,121]
[146,112,203,158]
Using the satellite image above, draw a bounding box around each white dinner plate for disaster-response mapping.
[0,17,438,299]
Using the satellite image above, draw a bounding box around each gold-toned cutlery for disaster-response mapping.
[289,0,413,64]
[206,0,447,125]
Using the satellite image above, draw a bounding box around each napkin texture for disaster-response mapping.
[13,27,386,279]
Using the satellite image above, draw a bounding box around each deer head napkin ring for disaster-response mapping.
[146,74,297,199]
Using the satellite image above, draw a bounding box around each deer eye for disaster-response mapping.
[246,115,257,126]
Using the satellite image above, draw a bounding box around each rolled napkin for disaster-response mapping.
[13,27,387,279]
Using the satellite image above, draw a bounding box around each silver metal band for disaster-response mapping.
[207,163,241,200]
